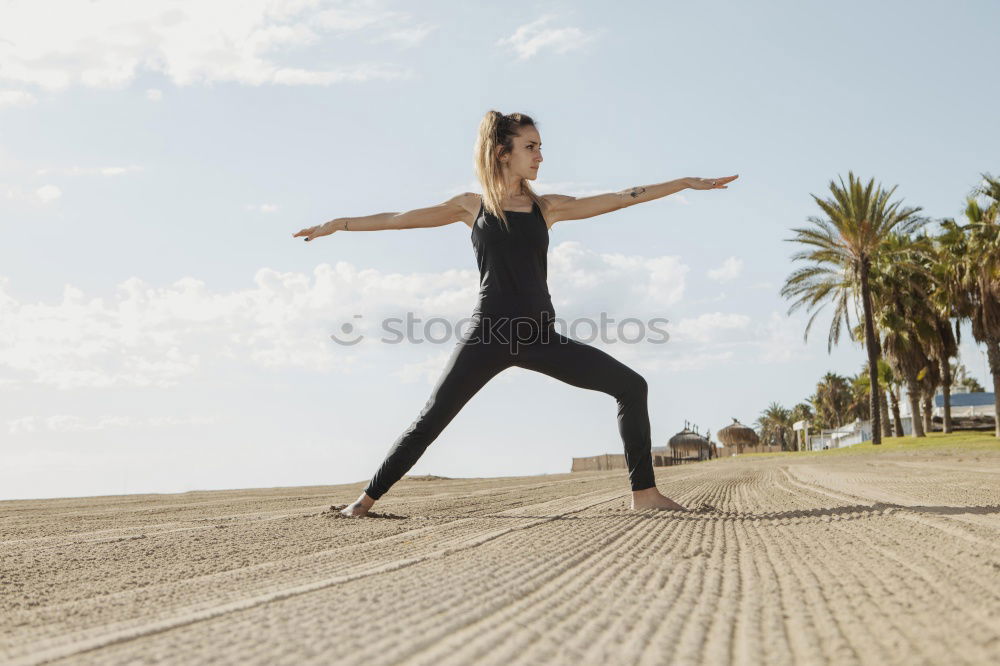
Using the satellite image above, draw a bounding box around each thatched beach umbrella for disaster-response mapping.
[669,427,712,462]
[717,418,759,454]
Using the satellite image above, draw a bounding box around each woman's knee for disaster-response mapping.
[615,370,647,399]
[631,372,648,395]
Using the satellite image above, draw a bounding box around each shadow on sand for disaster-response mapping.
[323,502,1000,522]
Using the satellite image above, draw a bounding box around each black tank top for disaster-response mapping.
[470,196,556,323]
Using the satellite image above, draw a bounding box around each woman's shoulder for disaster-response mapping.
[448,192,483,229]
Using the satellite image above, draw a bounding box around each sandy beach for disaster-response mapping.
[4,444,1000,665]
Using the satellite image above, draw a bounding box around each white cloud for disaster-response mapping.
[752,311,813,364]
[7,413,218,435]
[670,312,751,344]
[98,166,142,176]
[664,311,813,365]
[2,164,139,206]
[0,256,824,401]
[35,165,143,177]
[688,292,727,305]
[370,23,436,48]
[610,310,814,374]
[0,89,37,108]
[0,241,696,390]
[35,184,61,203]
[707,256,743,283]
[496,15,597,60]
[246,203,279,213]
[0,264,474,390]
[146,88,163,101]
[0,0,420,92]
[548,241,688,314]
[637,350,736,373]
[310,3,400,32]
[0,144,23,174]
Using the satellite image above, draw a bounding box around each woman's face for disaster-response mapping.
[499,127,543,181]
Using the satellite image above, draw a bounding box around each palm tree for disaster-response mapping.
[945,174,1000,436]
[882,329,931,438]
[847,370,872,422]
[847,350,896,440]
[755,402,794,451]
[781,172,925,444]
[869,233,937,438]
[926,221,970,433]
[951,361,986,393]
[850,231,933,439]
[918,356,941,434]
[972,171,1000,206]
[811,372,851,430]
[791,402,813,418]
[875,360,892,438]
[878,358,904,436]
[925,314,958,433]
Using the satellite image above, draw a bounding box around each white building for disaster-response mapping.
[806,418,874,450]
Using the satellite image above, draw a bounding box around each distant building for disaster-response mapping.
[930,392,995,419]
[806,418,873,450]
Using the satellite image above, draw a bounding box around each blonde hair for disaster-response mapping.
[473,110,542,231]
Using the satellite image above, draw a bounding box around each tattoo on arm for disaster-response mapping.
[615,186,646,201]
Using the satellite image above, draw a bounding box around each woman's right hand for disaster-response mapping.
[685,175,738,190]
[293,220,339,242]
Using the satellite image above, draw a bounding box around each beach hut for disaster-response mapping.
[717,418,759,454]
[668,427,713,463]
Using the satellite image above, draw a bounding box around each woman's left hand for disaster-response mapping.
[686,175,739,190]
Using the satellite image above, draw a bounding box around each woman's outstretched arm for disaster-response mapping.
[543,175,738,227]
[293,192,476,242]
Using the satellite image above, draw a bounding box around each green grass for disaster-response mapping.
[816,429,1000,455]
[718,430,1000,460]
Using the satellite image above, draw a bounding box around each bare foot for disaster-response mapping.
[630,487,687,511]
[337,492,376,518]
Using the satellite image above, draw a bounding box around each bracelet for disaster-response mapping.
[343,219,350,231]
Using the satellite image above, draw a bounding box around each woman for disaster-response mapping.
[293,111,737,517]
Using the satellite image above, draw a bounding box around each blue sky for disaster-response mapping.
[2,0,998,500]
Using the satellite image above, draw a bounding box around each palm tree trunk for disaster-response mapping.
[940,356,952,434]
[880,389,891,438]
[989,339,1000,438]
[906,378,925,437]
[889,386,903,435]
[859,257,883,444]
[921,394,933,434]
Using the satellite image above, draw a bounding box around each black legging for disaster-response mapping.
[362,316,657,500]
